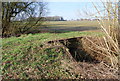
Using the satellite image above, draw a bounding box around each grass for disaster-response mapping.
[46,21,100,27]
[2,21,104,79]
[41,21,100,33]
[3,31,103,44]
[23,20,103,34]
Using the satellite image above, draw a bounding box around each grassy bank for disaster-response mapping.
[2,31,103,79]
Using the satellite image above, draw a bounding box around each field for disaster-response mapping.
[38,21,101,33]
[2,21,118,79]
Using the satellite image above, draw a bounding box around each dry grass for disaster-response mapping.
[85,1,120,67]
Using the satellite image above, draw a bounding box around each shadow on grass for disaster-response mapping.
[39,26,99,33]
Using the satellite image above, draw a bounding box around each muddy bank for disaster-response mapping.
[47,36,118,79]
[48,37,113,64]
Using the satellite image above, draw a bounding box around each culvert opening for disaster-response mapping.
[48,37,99,63]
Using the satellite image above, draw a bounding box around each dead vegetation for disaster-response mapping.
[91,1,120,68]
[47,36,118,79]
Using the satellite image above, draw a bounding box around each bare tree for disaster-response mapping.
[2,2,47,37]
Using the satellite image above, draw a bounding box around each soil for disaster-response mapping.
[61,60,118,79]
[48,36,119,79]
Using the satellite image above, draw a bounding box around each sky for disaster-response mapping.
[44,0,118,2]
[47,2,98,20]
[44,0,118,20]
[11,0,118,20]
[2,0,118,2]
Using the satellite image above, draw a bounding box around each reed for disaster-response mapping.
[85,1,120,67]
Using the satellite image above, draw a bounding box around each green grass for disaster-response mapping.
[2,21,104,79]
[40,21,101,33]
[3,31,103,44]
[45,21,100,27]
